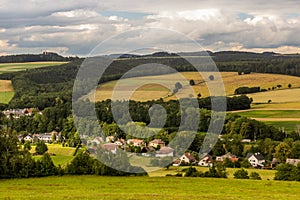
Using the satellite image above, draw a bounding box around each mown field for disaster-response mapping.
[0,61,68,74]
[31,144,76,167]
[92,72,300,102]
[0,175,299,200]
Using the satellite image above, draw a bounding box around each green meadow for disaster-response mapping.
[0,176,299,200]
[237,110,300,118]
[0,91,14,104]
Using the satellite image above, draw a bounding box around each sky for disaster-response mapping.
[1,0,300,56]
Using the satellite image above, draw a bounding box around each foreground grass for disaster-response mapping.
[0,176,299,200]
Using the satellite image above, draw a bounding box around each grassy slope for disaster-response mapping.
[31,144,75,167]
[0,176,299,200]
[0,62,68,74]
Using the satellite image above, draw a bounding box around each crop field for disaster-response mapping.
[247,88,300,103]
[0,61,68,74]
[0,175,299,200]
[92,72,300,102]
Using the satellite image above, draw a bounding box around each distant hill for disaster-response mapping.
[0,52,75,63]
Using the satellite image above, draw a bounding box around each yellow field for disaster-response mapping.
[92,72,300,102]
[0,80,13,92]
[247,88,300,103]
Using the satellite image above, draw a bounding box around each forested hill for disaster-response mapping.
[1,50,300,109]
[0,52,76,63]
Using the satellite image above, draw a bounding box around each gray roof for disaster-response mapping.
[246,152,265,161]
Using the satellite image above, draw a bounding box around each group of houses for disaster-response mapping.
[18,131,59,143]
[3,108,42,119]
[88,135,300,168]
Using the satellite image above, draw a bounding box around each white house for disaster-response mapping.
[198,155,213,167]
[155,147,174,158]
[246,152,265,168]
[24,135,33,142]
[286,158,300,166]
[179,153,195,164]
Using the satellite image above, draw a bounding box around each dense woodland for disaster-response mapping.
[0,52,300,179]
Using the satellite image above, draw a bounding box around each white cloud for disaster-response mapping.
[0,0,300,55]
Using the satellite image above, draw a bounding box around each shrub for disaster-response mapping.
[249,172,262,180]
[35,141,48,155]
[233,168,249,179]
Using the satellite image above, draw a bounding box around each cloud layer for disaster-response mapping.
[1,0,300,56]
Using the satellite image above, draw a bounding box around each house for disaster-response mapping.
[149,139,165,148]
[198,155,213,167]
[246,152,265,168]
[106,135,115,143]
[24,135,33,142]
[155,147,174,158]
[216,152,238,162]
[2,108,39,119]
[127,139,145,147]
[286,158,300,166]
[100,143,118,154]
[141,146,155,157]
[173,159,181,166]
[271,158,280,169]
[91,136,104,145]
[38,133,53,143]
[241,139,251,143]
[179,153,195,164]
[114,139,126,147]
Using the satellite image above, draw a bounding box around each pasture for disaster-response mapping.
[0,61,68,74]
[92,72,300,102]
[0,175,299,200]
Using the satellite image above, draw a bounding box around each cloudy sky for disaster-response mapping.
[1,0,300,56]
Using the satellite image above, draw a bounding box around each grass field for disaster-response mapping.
[91,72,300,102]
[234,110,300,133]
[0,61,68,74]
[0,176,299,200]
[264,121,300,133]
[31,144,75,167]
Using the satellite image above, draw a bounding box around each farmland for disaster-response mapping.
[92,72,300,102]
[0,175,299,200]
[0,61,68,74]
